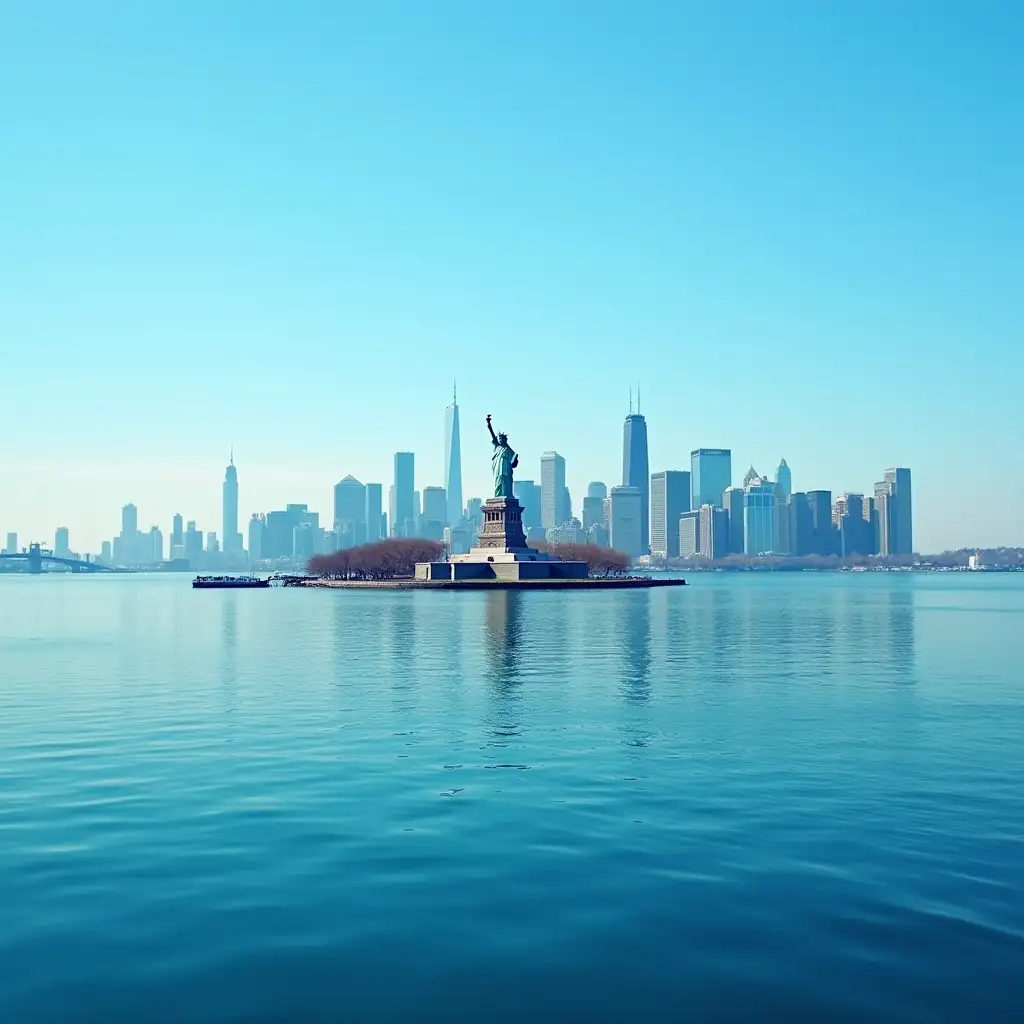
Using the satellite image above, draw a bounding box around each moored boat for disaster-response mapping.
[192,575,270,589]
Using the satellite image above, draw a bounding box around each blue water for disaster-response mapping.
[1,573,1022,1021]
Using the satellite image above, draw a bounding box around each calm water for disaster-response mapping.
[1,573,1022,1022]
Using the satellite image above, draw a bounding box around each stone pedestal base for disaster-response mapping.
[414,496,588,581]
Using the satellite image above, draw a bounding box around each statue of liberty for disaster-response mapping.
[486,414,518,498]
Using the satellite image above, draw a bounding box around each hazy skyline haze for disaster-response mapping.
[1,1,1021,551]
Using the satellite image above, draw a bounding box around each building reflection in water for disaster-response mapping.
[220,594,239,690]
[484,589,525,746]
[884,582,917,682]
[619,589,652,706]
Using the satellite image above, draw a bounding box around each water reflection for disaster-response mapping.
[619,590,652,705]
[220,595,238,688]
[483,590,525,746]
[884,583,917,682]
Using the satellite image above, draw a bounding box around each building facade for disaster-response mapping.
[606,485,643,557]
[690,448,732,510]
[650,470,690,559]
[743,476,778,555]
[334,475,367,548]
[723,485,745,554]
[443,388,463,527]
[622,413,650,553]
[514,479,542,531]
[679,510,700,557]
[222,453,241,554]
[392,452,415,537]
[699,504,730,559]
[540,452,566,531]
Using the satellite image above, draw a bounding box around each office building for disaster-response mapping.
[248,514,265,564]
[743,473,778,555]
[222,452,242,553]
[54,527,70,558]
[466,497,484,533]
[100,540,112,564]
[391,452,415,537]
[422,485,447,538]
[790,493,813,556]
[876,468,913,556]
[293,522,316,560]
[171,514,183,555]
[263,504,316,559]
[679,510,700,557]
[690,449,732,510]
[541,451,566,530]
[364,483,383,542]
[514,479,542,531]
[122,503,138,538]
[806,490,836,556]
[650,470,690,559]
[776,458,792,501]
[334,475,367,548]
[444,385,463,527]
[606,485,643,557]
[834,493,871,556]
[184,521,204,565]
[549,518,585,545]
[723,486,745,554]
[4,532,17,554]
[581,493,605,532]
[148,526,164,563]
[622,409,650,552]
[699,504,730,559]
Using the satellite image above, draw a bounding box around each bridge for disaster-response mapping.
[0,543,121,574]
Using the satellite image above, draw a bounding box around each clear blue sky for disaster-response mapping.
[1,1,1021,553]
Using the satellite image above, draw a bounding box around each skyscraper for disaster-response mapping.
[222,451,241,553]
[122,503,138,538]
[4,533,17,554]
[881,467,913,555]
[622,407,650,553]
[679,510,700,557]
[606,485,643,557]
[699,505,730,559]
[650,470,690,559]
[743,473,778,555]
[171,513,183,556]
[540,451,566,531]
[334,475,367,548]
[581,486,607,532]
[444,384,463,527]
[393,452,415,537]
[776,458,792,501]
[690,449,732,509]
[807,490,836,556]
[422,486,447,527]
[723,485,745,554]
[365,483,383,542]
[790,493,814,556]
[248,514,265,564]
[54,527,70,557]
[513,479,542,531]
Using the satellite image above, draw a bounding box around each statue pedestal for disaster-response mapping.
[415,497,588,581]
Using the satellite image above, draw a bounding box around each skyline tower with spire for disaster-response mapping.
[444,381,463,527]
[622,382,650,553]
[222,448,242,554]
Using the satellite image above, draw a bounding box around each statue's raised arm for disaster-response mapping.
[486,413,498,445]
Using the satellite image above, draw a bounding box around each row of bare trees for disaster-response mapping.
[528,541,631,577]
[308,539,445,580]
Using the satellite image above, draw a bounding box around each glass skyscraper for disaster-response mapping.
[622,413,650,553]
[875,467,913,555]
[743,477,778,555]
[222,452,241,553]
[650,470,690,559]
[540,452,566,531]
[444,386,463,527]
[690,449,732,510]
[392,452,415,537]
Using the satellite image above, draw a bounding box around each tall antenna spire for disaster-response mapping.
[453,378,457,405]
[230,444,234,466]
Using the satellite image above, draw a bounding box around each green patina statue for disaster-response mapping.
[486,414,519,498]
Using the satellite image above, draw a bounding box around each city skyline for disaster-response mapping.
[1,380,922,565]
